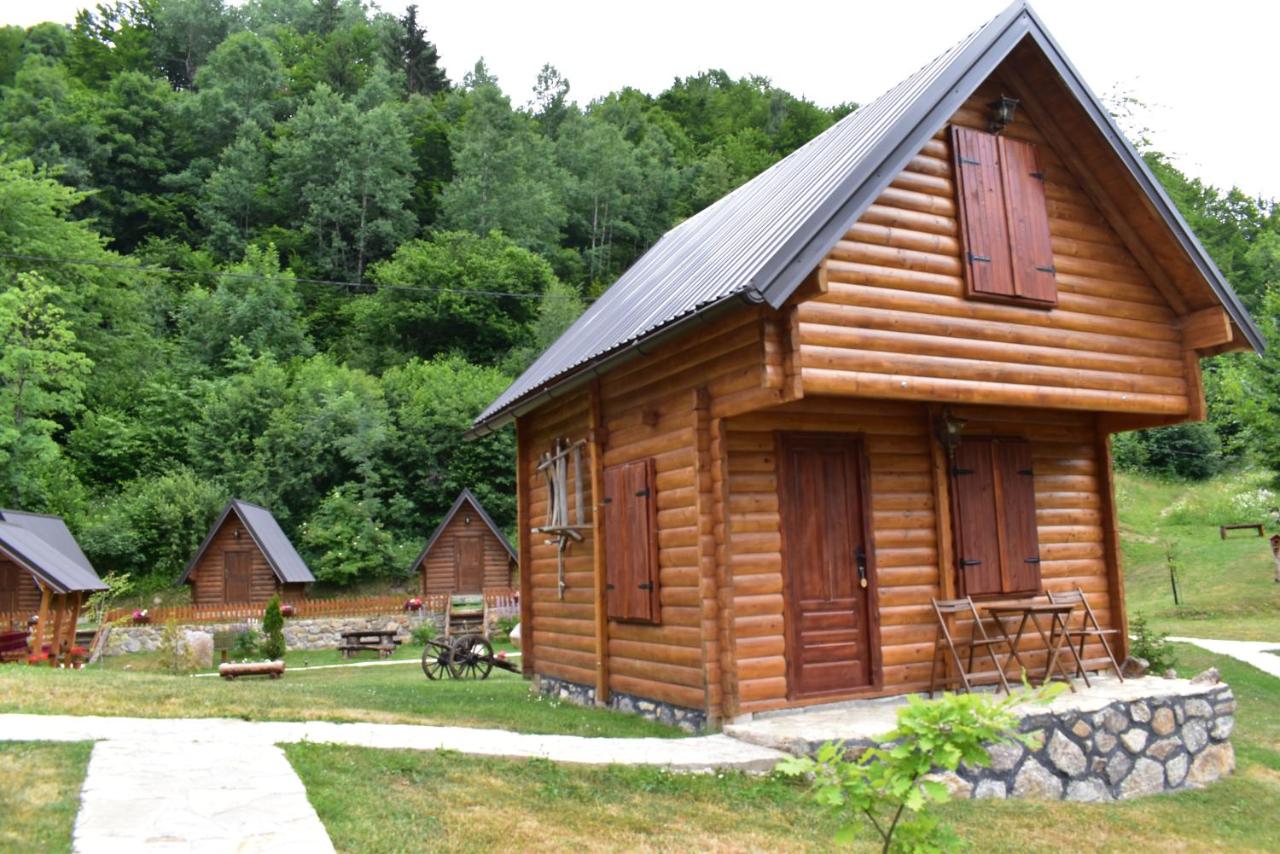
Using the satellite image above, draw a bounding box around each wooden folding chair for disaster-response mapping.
[928,597,1019,696]
[1046,586,1124,682]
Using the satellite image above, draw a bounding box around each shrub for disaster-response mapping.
[1130,613,1178,673]
[495,616,519,642]
[156,619,199,674]
[1112,423,1223,480]
[261,595,286,660]
[231,627,261,660]
[1161,471,1276,527]
[410,622,437,645]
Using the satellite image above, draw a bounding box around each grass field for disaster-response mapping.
[0,741,92,854]
[288,645,1280,853]
[1118,470,1280,640]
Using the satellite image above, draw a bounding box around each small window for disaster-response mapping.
[950,437,1041,597]
[603,459,660,623]
[951,126,1057,308]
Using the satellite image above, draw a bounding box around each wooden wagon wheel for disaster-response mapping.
[447,635,493,680]
[421,638,452,680]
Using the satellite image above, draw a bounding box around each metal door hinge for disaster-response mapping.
[968,253,991,264]
[638,582,654,591]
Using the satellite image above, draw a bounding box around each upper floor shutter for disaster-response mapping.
[603,459,659,623]
[998,136,1057,306]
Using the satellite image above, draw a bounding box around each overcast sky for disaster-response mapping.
[5,0,1278,200]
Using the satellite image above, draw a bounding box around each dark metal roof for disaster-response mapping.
[0,510,107,594]
[469,0,1262,436]
[408,489,516,573]
[178,499,315,586]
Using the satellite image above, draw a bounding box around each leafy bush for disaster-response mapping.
[1130,613,1178,673]
[1160,470,1276,527]
[410,622,437,645]
[261,595,285,660]
[495,616,519,642]
[156,619,199,674]
[779,686,1061,852]
[1113,422,1224,480]
[231,627,261,660]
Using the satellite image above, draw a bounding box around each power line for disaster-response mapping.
[0,251,593,302]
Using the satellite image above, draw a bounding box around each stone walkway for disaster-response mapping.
[1169,636,1280,678]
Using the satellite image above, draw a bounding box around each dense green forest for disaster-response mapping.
[1,0,1277,595]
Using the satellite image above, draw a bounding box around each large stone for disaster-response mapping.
[1012,758,1063,800]
[1147,738,1182,761]
[1105,752,1132,786]
[1118,758,1165,799]
[1129,701,1152,723]
[1066,778,1112,803]
[1095,707,1128,734]
[924,771,972,800]
[1120,656,1149,678]
[1211,715,1235,741]
[1214,700,1237,715]
[987,740,1024,773]
[1182,719,1209,754]
[973,779,1007,800]
[1094,731,1117,753]
[1190,666,1220,685]
[1151,707,1176,737]
[1071,719,1092,738]
[1185,699,1213,719]
[1047,730,1087,777]
[1186,743,1235,786]
[184,631,214,669]
[1166,753,1189,787]
[1120,729,1149,755]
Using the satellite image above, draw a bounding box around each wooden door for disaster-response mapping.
[223,551,253,603]
[454,534,484,593]
[779,434,880,699]
[0,561,19,613]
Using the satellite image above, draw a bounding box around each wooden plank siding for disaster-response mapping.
[416,499,516,596]
[189,514,304,605]
[0,554,44,614]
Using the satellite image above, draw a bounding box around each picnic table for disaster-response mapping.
[338,628,401,659]
[982,601,1083,693]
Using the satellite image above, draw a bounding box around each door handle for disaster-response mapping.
[855,545,868,589]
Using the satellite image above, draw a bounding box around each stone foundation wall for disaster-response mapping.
[534,674,708,733]
[915,681,1235,801]
[104,611,440,656]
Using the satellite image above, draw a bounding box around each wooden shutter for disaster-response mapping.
[951,440,1003,597]
[952,126,1015,300]
[603,459,659,623]
[998,136,1057,305]
[994,439,1042,593]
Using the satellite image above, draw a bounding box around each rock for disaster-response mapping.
[987,740,1024,773]
[184,631,214,669]
[1184,699,1213,719]
[1066,778,1112,803]
[1105,752,1132,786]
[1129,701,1151,723]
[1120,656,1149,678]
[1186,743,1235,786]
[1090,757,1108,775]
[1166,753,1188,787]
[1182,720,1209,753]
[1071,720,1092,738]
[973,779,1007,799]
[1189,667,1220,685]
[1211,715,1234,741]
[1118,758,1165,799]
[1163,668,1178,679]
[509,622,521,651]
[1151,707,1176,737]
[924,771,972,800]
[1174,704,1186,725]
[1094,731,1117,753]
[1048,731,1087,777]
[1146,738,1182,761]
[1012,758,1063,800]
[1214,700,1237,715]
[1095,707,1128,734]
[1022,729,1046,752]
[1120,729,1149,755]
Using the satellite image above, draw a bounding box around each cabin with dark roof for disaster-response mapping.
[411,490,516,596]
[470,2,1262,728]
[179,499,315,605]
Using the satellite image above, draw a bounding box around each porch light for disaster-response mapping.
[933,409,967,452]
[989,95,1019,133]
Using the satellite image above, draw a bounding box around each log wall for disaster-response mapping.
[0,554,44,614]
[189,514,297,605]
[417,500,515,595]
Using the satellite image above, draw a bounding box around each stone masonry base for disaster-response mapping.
[534,674,709,733]
[104,612,438,656]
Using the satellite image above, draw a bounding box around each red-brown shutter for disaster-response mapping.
[951,439,1003,597]
[952,126,1015,300]
[603,459,659,622]
[993,439,1041,594]
[998,136,1057,306]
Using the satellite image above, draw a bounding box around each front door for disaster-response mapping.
[224,551,253,603]
[779,434,879,699]
[454,534,484,593]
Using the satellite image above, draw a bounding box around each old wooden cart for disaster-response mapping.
[420,634,519,680]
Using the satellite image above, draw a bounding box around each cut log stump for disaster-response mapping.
[219,660,285,680]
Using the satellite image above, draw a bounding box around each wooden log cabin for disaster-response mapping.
[467,2,1264,728]
[179,499,315,605]
[0,509,107,663]
[410,489,516,596]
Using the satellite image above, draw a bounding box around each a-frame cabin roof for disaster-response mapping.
[470,0,1263,437]
[0,509,107,594]
[178,499,315,585]
[408,488,516,572]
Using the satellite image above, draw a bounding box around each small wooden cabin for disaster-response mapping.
[179,499,314,605]
[0,509,107,662]
[468,2,1263,728]
[411,489,516,596]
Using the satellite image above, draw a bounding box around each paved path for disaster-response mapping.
[1169,636,1280,678]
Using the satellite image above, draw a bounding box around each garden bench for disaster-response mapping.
[338,629,400,659]
[219,660,285,680]
[1219,522,1264,539]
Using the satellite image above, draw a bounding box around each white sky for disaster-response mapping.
[3,0,1278,200]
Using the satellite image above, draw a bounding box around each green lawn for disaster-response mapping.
[0,741,92,854]
[288,645,1280,853]
[1118,470,1280,640]
[0,646,681,739]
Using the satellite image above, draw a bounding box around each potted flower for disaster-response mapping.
[131,609,150,625]
[280,603,295,618]
[404,597,423,612]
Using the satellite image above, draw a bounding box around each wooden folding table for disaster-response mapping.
[982,602,1083,693]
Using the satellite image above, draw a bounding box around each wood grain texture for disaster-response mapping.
[415,495,516,596]
[187,513,302,605]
